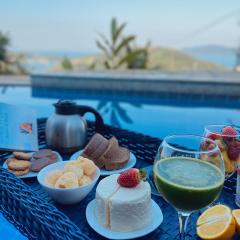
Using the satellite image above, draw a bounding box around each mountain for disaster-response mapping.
[61,46,225,72]
[9,46,226,73]
[147,47,225,70]
[183,45,237,69]
[9,49,96,58]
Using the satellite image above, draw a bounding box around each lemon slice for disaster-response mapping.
[197,205,235,240]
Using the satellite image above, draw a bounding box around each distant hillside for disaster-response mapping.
[183,45,237,69]
[10,46,226,73]
[147,47,225,70]
[56,46,225,72]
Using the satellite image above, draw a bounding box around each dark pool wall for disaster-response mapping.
[32,87,240,109]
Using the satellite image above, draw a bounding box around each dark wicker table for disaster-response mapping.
[0,118,238,240]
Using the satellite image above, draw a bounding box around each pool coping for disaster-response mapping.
[31,71,240,97]
[1,71,240,97]
[0,75,30,86]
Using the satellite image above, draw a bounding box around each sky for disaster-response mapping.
[1,0,240,52]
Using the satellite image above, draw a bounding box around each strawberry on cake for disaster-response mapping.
[95,168,151,232]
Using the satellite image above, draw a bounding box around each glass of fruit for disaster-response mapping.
[153,135,224,240]
[204,125,240,178]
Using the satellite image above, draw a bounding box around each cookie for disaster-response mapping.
[8,160,31,171]
[32,149,53,159]
[9,168,29,176]
[13,151,31,161]
[31,157,57,172]
[49,152,58,160]
[6,157,19,164]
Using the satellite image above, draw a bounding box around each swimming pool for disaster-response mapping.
[1,86,240,138]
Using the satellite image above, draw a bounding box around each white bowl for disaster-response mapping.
[37,161,100,204]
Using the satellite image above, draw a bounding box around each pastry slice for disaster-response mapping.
[97,137,119,169]
[104,146,130,171]
[82,133,109,168]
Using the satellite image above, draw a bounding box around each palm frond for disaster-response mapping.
[113,35,135,56]
[130,103,142,108]
[114,104,133,124]
[97,101,108,110]
[96,40,110,57]
[111,18,117,44]
[113,22,126,44]
[98,33,111,48]
[104,60,111,69]
[117,49,147,67]
[110,110,121,127]
[104,107,110,114]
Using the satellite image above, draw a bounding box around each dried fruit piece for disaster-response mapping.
[45,170,63,187]
[207,133,220,141]
[222,126,237,137]
[222,126,237,143]
[215,139,225,152]
[227,141,240,161]
[79,158,96,176]
[54,172,78,189]
[79,175,92,186]
[64,164,84,180]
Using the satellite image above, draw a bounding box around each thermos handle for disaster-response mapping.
[78,106,104,132]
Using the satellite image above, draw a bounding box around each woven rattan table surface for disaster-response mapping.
[0,118,238,240]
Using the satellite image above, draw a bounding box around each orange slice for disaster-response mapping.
[197,205,235,240]
[232,209,240,234]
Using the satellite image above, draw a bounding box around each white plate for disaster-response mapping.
[3,151,63,179]
[86,199,163,239]
[70,150,136,176]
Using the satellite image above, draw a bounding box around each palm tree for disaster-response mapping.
[96,18,149,69]
[97,101,142,128]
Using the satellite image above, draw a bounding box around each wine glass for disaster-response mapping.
[204,125,240,178]
[153,135,224,240]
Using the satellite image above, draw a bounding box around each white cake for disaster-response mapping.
[95,174,151,232]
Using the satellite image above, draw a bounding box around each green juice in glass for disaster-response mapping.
[154,157,224,212]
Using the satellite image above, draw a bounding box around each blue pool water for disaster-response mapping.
[1,86,240,138]
[0,213,27,240]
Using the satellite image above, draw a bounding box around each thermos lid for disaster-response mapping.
[53,100,78,115]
